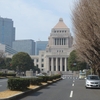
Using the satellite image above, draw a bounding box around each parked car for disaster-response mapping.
[36,73,45,76]
[85,75,100,88]
[79,73,86,79]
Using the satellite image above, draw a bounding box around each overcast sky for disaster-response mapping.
[0,0,75,41]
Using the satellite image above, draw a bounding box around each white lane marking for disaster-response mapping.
[72,83,74,86]
[70,91,73,98]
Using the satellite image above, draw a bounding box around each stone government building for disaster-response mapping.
[31,18,73,74]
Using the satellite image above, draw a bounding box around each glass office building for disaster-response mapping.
[12,39,35,55]
[0,43,17,55]
[35,41,48,55]
[0,17,15,47]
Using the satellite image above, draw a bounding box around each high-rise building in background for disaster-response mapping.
[12,39,35,55]
[0,17,15,47]
[0,43,17,55]
[35,41,48,55]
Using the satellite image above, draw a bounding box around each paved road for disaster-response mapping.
[18,76,100,100]
[0,79,8,92]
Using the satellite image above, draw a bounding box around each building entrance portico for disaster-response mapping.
[47,57,67,72]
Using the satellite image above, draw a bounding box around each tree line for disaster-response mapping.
[0,51,40,73]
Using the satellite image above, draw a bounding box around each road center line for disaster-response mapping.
[72,83,74,86]
[70,91,73,98]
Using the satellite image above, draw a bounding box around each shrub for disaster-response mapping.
[8,78,30,91]
[30,78,42,85]
[38,76,49,82]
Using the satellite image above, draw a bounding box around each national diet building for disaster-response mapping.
[31,18,73,74]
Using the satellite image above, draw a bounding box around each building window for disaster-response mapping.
[36,64,38,67]
[37,59,38,62]
[65,30,66,32]
[41,59,44,62]
[41,69,43,71]
[54,31,56,33]
[41,64,44,67]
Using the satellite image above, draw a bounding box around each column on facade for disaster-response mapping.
[65,38,67,45]
[65,58,67,71]
[55,38,57,45]
[59,38,60,45]
[63,38,64,45]
[61,38,62,45]
[54,38,56,45]
[64,38,65,45]
[60,38,61,45]
[62,38,64,45]
[58,38,59,45]
[60,58,62,71]
[47,57,49,71]
[56,58,58,71]
[67,37,69,47]
[51,58,54,71]
[57,38,58,45]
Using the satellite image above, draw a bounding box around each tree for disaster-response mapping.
[72,0,100,76]
[68,50,86,71]
[5,58,12,69]
[33,66,40,73]
[0,51,6,69]
[11,52,34,72]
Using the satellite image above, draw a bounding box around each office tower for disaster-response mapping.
[0,17,15,47]
[35,41,48,55]
[0,43,17,55]
[12,39,35,55]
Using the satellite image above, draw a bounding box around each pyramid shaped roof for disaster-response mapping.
[54,18,68,28]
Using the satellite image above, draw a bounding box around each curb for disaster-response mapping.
[0,78,62,100]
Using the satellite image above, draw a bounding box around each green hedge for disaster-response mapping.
[0,73,16,77]
[8,78,30,91]
[30,78,42,85]
[48,76,54,81]
[38,76,49,82]
[7,74,61,91]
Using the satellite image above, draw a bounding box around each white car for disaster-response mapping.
[85,75,100,88]
[79,73,86,79]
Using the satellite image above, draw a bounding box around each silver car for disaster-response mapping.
[85,75,100,88]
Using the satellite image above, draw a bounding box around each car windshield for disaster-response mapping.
[88,76,100,80]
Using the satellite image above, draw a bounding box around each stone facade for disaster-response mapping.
[31,18,73,74]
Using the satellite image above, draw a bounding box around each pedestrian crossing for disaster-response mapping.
[61,75,79,79]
